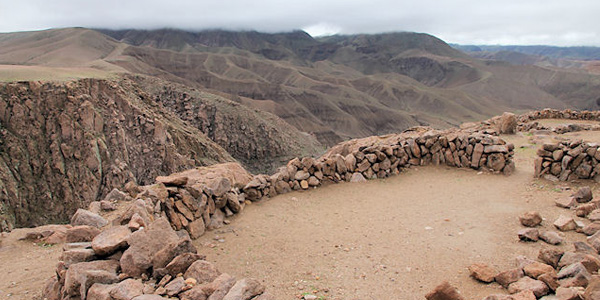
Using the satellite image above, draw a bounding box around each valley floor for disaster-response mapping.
[1,129,600,300]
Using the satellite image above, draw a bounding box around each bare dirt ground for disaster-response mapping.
[1,129,600,300]
[0,65,114,82]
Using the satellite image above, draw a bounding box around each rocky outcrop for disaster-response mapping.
[0,78,234,230]
[132,75,324,174]
[534,141,600,181]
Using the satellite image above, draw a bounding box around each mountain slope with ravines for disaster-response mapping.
[2,27,600,229]
[3,28,600,146]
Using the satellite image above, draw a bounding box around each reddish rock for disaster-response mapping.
[555,215,577,231]
[63,260,120,299]
[583,223,600,236]
[523,262,555,279]
[556,287,585,300]
[66,225,101,243]
[558,263,591,280]
[507,277,549,298]
[577,203,598,218]
[186,218,206,239]
[165,253,204,277]
[165,276,186,297]
[100,200,116,211]
[496,268,525,288]
[184,260,220,285]
[222,278,266,300]
[109,279,144,300]
[556,197,578,209]
[91,225,131,256]
[350,172,367,183]
[104,188,129,202]
[87,283,115,300]
[307,176,320,187]
[294,170,310,181]
[539,248,564,268]
[42,276,60,300]
[71,209,108,228]
[584,276,600,300]
[300,180,309,189]
[518,228,539,242]
[156,174,188,187]
[540,231,564,245]
[425,281,465,300]
[468,263,497,283]
[120,218,179,277]
[574,187,593,203]
[152,238,197,269]
[519,211,542,227]
[128,213,146,231]
[60,248,97,266]
[132,295,169,300]
[538,272,559,292]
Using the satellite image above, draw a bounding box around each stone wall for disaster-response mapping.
[534,141,600,182]
[242,128,515,201]
[517,109,600,134]
[519,108,600,123]
[39,127,515,300]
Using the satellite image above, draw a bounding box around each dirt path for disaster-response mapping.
[1,130,599,300]
[193,133,596,300]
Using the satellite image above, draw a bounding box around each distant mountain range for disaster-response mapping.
[452,44,600,60]
[1,28,600,149]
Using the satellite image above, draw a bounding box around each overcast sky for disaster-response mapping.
[0,0,599,46]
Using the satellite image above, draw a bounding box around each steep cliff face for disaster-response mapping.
[0,78,234,229]
[132,76,324,173]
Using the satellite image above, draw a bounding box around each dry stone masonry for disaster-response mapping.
[92,127,515,240]
[242,127,515,202]
[518,109,600,134]
[534,141,600,182]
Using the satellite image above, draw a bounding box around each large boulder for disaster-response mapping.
[120,218,179,277]
[71,209,108,228]
[497,112,517,134]
[91,225,132,256]
[66,225,101,243]
[63,260,120,299]
[184,260,220,285]
[223,278,266,300]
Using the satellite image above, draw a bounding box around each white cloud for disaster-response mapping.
[303,23,341,37]
[0,0,599,46]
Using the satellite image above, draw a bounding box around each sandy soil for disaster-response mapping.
[1,130,599,300]
[0,65,115,82]
[0,229,62,299]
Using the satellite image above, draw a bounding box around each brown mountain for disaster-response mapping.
[2,27,600,228]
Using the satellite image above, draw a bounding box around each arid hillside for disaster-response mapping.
[3,28,600,147]
[0,76,322,229]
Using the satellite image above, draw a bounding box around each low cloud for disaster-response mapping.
[1,0,599,46]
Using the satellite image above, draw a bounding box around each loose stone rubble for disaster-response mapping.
[42,215,273,300]
[461,186,600,300]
